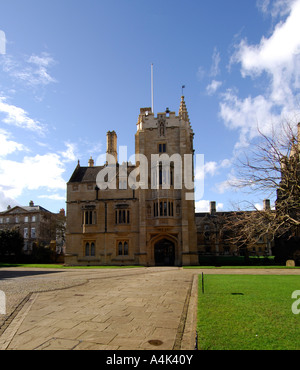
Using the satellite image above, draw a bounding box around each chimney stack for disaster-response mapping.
[210,201,216,214]
[88,156,94,167]
[106,131,118,163]
[263,199,271,211]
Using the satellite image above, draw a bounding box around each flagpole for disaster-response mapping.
[151,63,154,114]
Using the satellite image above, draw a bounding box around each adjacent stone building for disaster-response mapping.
[196,201,273,257]
[65,97,198,266]
[0,201,57,253]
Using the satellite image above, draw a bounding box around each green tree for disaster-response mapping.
[0,229,24,261]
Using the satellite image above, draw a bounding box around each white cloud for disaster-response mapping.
[0,134,74,209]
[206,80,222,95]
[216,171,241,194]
[219,90,276,148]
[0,190,19,211]
[0,96,45,134]
[60,142,77,163]
[38,193,66,201]
[254,202,263,210]
[0,153,66,199]
[0,129,26,157]
[1,52,57,87]
[236,1,300,76]
[257,0,295,18]
[220,0,300,149]
[197,66,205,81]
[196,159,232,181]
[204,161,218,176]
[210,47,221,77]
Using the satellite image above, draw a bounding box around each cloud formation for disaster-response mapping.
[0,96,45,134]
[1,52,57,87]
[220,0,300,149]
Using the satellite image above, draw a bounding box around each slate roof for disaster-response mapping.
[0,205,52,215]
[68,166,104,183]
[68,164,137,183]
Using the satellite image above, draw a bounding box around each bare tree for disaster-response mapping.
[224,120,300,251]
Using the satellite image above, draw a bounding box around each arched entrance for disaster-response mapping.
[154,238,175,266]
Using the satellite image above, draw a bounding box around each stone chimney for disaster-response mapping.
[88,156,94,167]
[263,199,271,211]
[210,201,216,215]
[29,200,34,207]
[106,131,118,163]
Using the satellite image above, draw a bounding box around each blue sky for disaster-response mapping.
[0,0,300,213]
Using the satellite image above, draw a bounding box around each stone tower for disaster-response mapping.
[134,96,198,266]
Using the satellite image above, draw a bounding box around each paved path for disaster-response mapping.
[0,267,198,350]
[0,267,299,350]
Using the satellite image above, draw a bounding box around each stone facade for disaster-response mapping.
[196,201,273,257]
[65,97,198,266]
[0,201,57,253]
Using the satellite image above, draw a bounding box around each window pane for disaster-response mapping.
[160,202,163,216]
[91,243,95,256]
[85,243,90,256]
[124,242,128,255]
[118,242,123,255]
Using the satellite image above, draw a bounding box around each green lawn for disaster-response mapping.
[0,263,143,269]
[197,275,300,350]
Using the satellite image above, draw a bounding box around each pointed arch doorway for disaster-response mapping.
[154,238,175,266]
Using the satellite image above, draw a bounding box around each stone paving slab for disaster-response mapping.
[0,268,197,350]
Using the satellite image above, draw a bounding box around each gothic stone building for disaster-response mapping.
[65,97,198,266]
